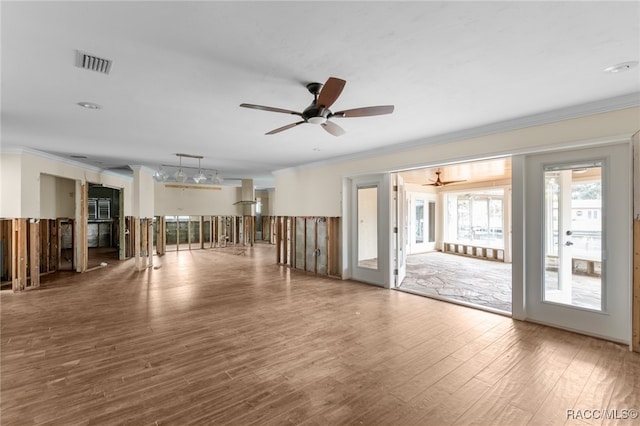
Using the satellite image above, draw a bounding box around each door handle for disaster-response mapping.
[565,241,574,246]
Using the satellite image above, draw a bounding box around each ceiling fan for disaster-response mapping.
[240,77,394,136]
[423,171,467,187]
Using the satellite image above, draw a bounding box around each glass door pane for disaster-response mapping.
[415,200,424,244]
[357,185,378,269]
[428,201,436,243]
[543,164,602,310]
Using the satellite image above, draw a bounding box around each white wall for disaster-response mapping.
[0,153,22,218]
[1,150,254,220]
[39,174,75,219]
[132,167,155,218]
[274,107,640,216]
[154,184,243,216]
[0,150,133,218]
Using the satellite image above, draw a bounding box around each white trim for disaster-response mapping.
[273,94,639,176]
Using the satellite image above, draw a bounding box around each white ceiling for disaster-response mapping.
[2,1,639,188]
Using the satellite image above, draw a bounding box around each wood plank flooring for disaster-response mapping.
[1,243,639,425]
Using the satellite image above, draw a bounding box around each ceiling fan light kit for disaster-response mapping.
[240,77,394,136]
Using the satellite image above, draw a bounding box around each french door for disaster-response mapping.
[409,193,436,254]
[350,174,391,287]
[524,144,631,343]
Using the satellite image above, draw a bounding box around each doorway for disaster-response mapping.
[86,184,121,269]
[395,158,513,314]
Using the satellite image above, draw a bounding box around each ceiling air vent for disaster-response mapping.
[75,50,112,74]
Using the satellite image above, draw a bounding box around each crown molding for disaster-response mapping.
[272,92,640,176]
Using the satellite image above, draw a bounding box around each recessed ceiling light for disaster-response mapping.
[604,61,638,73]
[77,101,102,109]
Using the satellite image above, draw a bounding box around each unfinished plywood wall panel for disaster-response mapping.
[275,217,282,264]
[232,216,238,244]
[133,218,153,271]
[124,216,135,258]
[49,219,58,273]
[270,217,277,244]
[295,217,305,270]
[39,219,50,273]
[134,217,141,270]
[216,217,224,247]
[317,218,328,276]
[156,216,166,255]
[1,219,12,283]
[305,218,316,273]
[276,217,292,266]
[243,216,254,246]
[58,219,74,271]
[199,217,205,249]
[28,220,40,288]
[275,216,340,278]
[147,219,153,268]
[12,219,27,291]
[327,217,339,277]
[80,182,88,272]
[288,217,295,267]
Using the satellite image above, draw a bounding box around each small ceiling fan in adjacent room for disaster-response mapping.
[240,77,394,136]
[423,171,467,187]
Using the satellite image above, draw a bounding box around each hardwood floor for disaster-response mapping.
[1,244,638,425]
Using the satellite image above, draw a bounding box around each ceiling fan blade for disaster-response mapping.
[316,77,346,108]
[422,180,466,186]
[265,121,306,135]
[240,103,303,117]
[332,105,394,118]
[321,120,346,137]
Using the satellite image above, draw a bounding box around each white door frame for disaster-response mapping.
[393,174,407,287]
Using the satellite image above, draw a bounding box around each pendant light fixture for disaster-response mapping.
[153,166,168,182]
[174,155,187,183]
[153,153,219,184]
[193,158,207,184]
[213,170,224,185]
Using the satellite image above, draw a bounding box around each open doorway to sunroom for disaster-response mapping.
[397,158,513,314]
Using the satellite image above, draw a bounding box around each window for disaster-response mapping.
[446,189,504,248]
[88,198,111,220]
